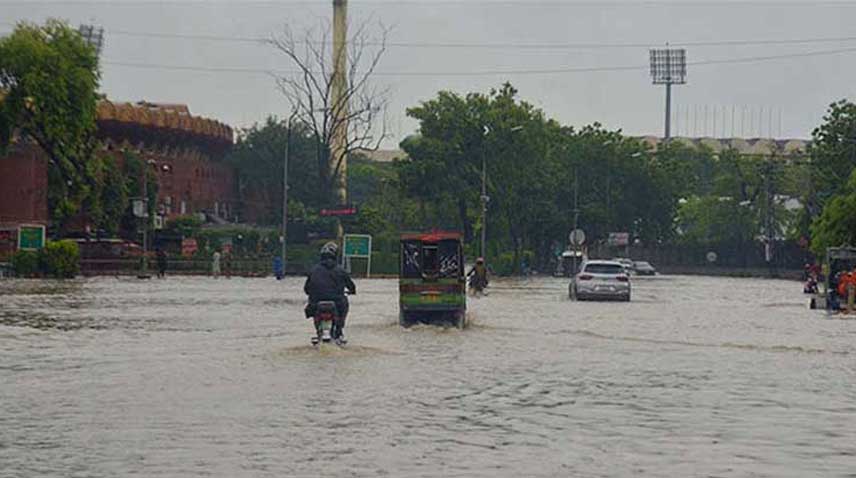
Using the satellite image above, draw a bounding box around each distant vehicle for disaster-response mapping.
[633,261,657,276]
[811,246,856,311]
[612,257,635,274]
[557,249,586,277]
[570,260,631,301]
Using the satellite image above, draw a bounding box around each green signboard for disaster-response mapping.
[344,234,371,257]
[343,234,372,278]
[18,225,45,250]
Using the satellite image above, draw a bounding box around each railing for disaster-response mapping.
[79,258,308,277]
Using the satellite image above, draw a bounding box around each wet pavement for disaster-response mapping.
[1,275,855,477]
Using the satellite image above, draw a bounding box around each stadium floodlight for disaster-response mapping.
[649,48,687,140]
[78,24,105,59]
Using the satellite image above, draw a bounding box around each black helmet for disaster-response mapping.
[320,241,338,258]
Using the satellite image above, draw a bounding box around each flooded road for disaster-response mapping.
[1,275,855,477]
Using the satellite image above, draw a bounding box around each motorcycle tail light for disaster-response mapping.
[579,274,593,281]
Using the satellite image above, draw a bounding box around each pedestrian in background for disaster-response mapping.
[212,250,221,278]
[156,247,168,278]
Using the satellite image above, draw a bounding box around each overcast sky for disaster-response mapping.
[3,0,856,145]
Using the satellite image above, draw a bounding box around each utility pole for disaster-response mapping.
[332,0,349,244]
[139,159,155,279]
[764,157,775,276]
[281,114,294,274]
[480,148,488,260]
[331,0,348,206]
[572,164,580,276]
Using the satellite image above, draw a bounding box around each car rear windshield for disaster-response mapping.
[584,264,624,274]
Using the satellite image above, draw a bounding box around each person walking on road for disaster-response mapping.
[156,247,168,278]
[212,250,221,278]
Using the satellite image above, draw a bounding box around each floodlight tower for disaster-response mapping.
[649,48,686,140]
[78,24,105,59]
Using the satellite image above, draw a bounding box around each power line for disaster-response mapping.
[7,20,856,50]
[102,45,856,77]
[3,1,856,5]
[8,21,856,49]
[98,30,856,50]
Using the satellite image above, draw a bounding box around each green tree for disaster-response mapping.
[807,100,856,214]
[0,20,101,226]
[226,117,319,224]
[810,169,856,254]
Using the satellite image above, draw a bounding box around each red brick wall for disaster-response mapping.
[137,151,238,220]
[0,145,48,227]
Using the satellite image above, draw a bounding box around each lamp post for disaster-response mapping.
[139,159,156,278]
[479,125,523,261]
[281,110,298,275]
[649,48,687,141]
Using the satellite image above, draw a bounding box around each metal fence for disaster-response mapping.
[79,258,309,277]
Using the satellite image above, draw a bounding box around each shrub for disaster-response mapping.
[11,250,40,277]
[493,252,516,276]
[40,240,80,278]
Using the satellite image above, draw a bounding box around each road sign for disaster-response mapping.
[569,229,586,246]
[181,238,198,257]
[18,225,45,250]
[132,199,147,218]
[344,234,371,257]
[320,206,358,217]
[343,234,372,278]
[608,232,629,247]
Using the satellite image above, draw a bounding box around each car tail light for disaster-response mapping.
[616,275,629,282]
[578,274,593,281]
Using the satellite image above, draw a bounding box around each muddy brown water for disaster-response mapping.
[1,275,855,477]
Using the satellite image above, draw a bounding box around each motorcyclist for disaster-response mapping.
[467,257,489,292]
[304,242,356,341]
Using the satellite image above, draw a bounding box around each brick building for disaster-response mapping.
[0,100,236,256]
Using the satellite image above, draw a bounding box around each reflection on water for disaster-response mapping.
[1,275,855,477]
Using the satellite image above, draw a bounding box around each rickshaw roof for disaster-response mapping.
[400,231,463,242]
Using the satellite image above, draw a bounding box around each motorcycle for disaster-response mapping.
[308,300,344,346]
[804,277,819,294]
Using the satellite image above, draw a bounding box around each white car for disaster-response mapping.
[569,260,631,301]
[612,257,635,274]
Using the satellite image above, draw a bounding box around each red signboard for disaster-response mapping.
[320,206,357,217]
[181,238,198,257]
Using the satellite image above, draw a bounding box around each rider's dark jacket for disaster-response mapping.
[304,256,356,317]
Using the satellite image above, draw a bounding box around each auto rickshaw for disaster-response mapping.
[811,246,856,312]
[399,231,467,328]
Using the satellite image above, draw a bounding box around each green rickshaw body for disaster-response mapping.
[399,231,467,328]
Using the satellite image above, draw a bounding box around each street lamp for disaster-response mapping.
[480,124,523,261]
[281,109,299,277]
[139,159,156,279]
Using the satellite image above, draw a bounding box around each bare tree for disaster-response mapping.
[269,18,389,205]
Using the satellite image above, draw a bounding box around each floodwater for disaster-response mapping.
[1,275,855,477]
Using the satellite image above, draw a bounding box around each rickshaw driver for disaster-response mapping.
[304,242,356,341]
